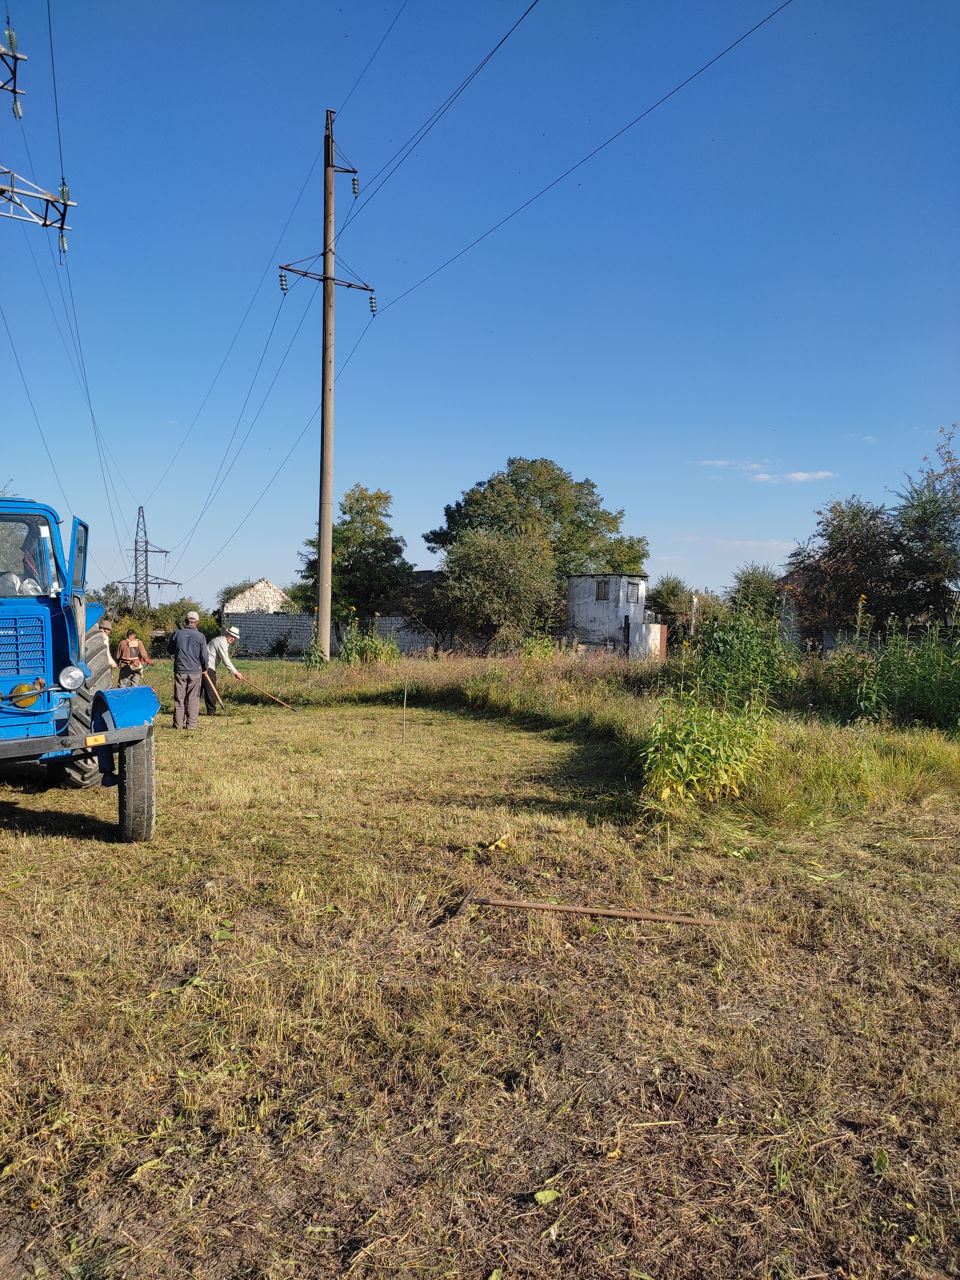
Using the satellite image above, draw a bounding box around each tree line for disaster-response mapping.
[90,431,960,651]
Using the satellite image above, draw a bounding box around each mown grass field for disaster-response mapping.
[1,656,958,1279]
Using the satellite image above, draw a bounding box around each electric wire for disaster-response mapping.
[16,122,86,399]
[144,147,325,503]
[336,0,411,116]
[169,286,321,573]
[39,1,134,570]
[0,295,72,513]
[175,0,796,587]
[165,295,290,557]
[44,0,65,185]
[379,0,798,317]
[336,0,542,244]
[182,401,323,585]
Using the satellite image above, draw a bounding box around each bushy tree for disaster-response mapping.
[440,528,557,650]
[787,498,897,630]
[296,484,414,619]
[726,562,782,619]
[424,457,648,580]
[648,575,726,642]
[86,581,133,618]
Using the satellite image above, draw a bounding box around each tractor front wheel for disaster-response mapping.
[51,621,113,788]
[118,728,156,842]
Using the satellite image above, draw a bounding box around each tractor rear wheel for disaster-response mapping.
[51,622,113,789]
[118,727,156,842]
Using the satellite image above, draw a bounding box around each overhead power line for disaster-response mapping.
[380,0,798,317]
[169,285,321,573]
[182,402,322,585]
[145,149,326,504]
[178,0,798,587]
[337,0,411,116]
[336,0,542,243]
[0,295,71,513]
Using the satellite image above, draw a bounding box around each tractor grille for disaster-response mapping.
[0,615,46,678]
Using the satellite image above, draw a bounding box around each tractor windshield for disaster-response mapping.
[0,514,59,596]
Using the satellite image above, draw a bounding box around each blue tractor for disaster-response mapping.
[0,499,159,841]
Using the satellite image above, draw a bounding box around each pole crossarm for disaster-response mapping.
[279,263,374,293]
[0,167,74,229]
[0,41,26,100]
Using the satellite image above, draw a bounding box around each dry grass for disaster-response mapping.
[0,657,958,1278]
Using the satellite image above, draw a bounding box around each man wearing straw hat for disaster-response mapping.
[202,625,244,716]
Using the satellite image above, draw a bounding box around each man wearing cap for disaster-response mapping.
[201,625,244,716]
[167,611,209,729]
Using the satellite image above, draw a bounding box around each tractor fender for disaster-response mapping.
[92,686,160,734]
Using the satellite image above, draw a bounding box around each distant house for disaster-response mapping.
[222,579,294,614]
[222,578,312,656]
[566,573,665,661]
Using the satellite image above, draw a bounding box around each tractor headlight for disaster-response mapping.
[10,682,39,708]
[58,665,85,691]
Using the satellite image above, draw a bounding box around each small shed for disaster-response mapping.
[566,573,665,661]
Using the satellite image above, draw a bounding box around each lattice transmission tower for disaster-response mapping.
[124,507,180,610]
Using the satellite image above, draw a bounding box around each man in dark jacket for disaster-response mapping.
[167,611,209,729]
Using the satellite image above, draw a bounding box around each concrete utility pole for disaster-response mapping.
[317,109,337,660]
[280,111,375,660]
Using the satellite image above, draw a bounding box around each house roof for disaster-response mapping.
[222,578,294,613]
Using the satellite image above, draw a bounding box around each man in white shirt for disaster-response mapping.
[202,625,243,716]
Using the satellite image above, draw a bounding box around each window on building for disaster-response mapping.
[595,579,609,602]
[626,580,640,604]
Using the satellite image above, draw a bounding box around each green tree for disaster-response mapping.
[726,562,782,619]
[440,528,557,649]
[892,448,960,620]
[297,484,413,620]
[787,498,899,630]
[86,581,134,618]
[647,575,726,643]
[424,457,648,580]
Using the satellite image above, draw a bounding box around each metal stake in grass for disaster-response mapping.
[402,676,408,745]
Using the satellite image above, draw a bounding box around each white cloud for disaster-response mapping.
[752,469,836,484]
[698,459,770,472]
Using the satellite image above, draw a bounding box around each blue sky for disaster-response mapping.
[3,0,957,606]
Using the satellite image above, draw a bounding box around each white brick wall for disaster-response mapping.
[223,612,433,657]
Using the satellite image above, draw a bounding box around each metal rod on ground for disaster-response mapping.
[463,890,716,928]
[202,670,225,709]
[240,674,299,712]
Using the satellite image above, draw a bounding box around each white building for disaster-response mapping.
[566,574,665,661]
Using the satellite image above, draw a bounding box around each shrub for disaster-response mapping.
[693,612,795,708]
[639,691,770,804]
[337,619,401,665]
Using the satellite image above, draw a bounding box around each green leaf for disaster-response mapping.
[534,1188,561,1206]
